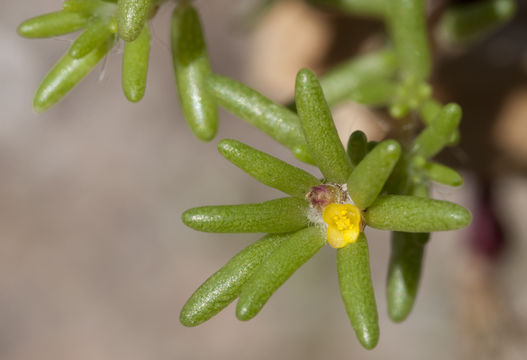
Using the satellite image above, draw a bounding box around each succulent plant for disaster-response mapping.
[180,69,471,349]
[18,0,517,352]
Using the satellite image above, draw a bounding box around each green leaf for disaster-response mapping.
[337,233,379,350]
[419,99,441,125]
[386,231,428,322]
[347,130,368,167]
[206,74,313,163]
[387,0,431,80]
[319,49,397,107]
[171,2,218,141]
[182,197,309,233]
[439,0,516,44]
[347,140,401,209]
[388,102,410,119]
[295,68,353,183]
[419,100,460,145]
[63,0,100,12]
[217,139,320,199]
[409,180,430,198]
[390,77,432,118]
[63,0,116,14]
[412,103,462,158]
[423,162,463,187]
[69,19,114,59]
[350,79,396,107]
[385,183,429,322]
[236,226,325,320]
[448,129,460,146]
[18,11,91,38]
[117,0,152,41]
[33,36,116,112]
[122,22,150,102]
[364,195,472,232]
[180,233,289,327]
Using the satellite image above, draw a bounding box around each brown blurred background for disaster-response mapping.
[1,0,527,359]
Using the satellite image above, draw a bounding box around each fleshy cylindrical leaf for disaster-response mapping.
[122,22,150,102]
[448,129,460,146]
[180,233,289,327]
[419,100,460,146]
[182,197,309,233]
[412,103,462,158]
[419,99,441,125]
[295,68,353,183]
[33,36,115,112]
[386,183,429,322]
[206,74,312,163]
[439,0,516,44]
[117,0,152,41]
[171,2,218,141]
[319,49,397,107]
[386,231,429,322]
[351,79,396,107]
[347,130,368,166]
[387,0,430,80]
[409,181,430,198]
[423,162,463,187]
[236,226,325,320]
[18,11,90,38]
[364,195,472,232]
[347,140,401,209]
[218,139,320,199]
[69,19,114,59]
[337,232,379,350]
[63,0,117,14]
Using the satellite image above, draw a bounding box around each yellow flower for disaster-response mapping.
[322,203,363,248]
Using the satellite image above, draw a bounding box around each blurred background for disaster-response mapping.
[1,0,527,359]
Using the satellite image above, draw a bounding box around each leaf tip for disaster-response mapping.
[124,88,145,103]
[295,68,315,85]
[383,139,401,155]
[179,307,200,327]
[17,21,32,38]
[388,305,410,323]
[292,145,314,164]
[32,93,49,113]
[359,331,379,350]
[193,125,217,142]
[444,102,462,122]
[450,175,463,187]
[235,303,254,321]
[181,208,198,228]
[451,205,472,229]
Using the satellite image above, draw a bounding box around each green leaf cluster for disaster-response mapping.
[17,0,505,351]
[180,69,471,349]
[18,0,161,111]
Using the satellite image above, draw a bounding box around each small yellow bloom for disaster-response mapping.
[322,203,363,248]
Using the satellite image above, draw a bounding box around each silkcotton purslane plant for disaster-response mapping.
[17,0,517,352]
[180,68,471,349]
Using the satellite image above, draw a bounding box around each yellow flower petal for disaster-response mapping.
[322,203,362,248]
[327,226,346,248]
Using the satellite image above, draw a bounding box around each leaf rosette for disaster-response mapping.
[180,69,471,349]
